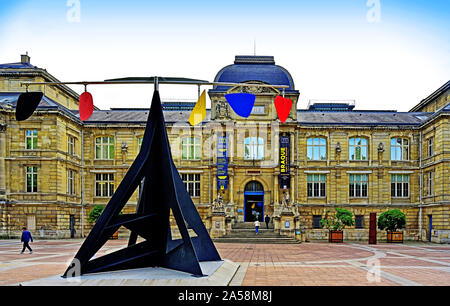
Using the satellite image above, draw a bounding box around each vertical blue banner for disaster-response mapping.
[279,135,290,189]
[217,136,228,190]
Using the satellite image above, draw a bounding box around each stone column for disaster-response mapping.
[229,175,234,203]
[273,174,279,204]
[212,171,217,201]
[0,123,6,201]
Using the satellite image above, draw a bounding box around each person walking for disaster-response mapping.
[264,214,271,229]
[254,219,260,235]
[20,227,33,254]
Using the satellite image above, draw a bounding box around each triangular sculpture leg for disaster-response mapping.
[63,90,221,278]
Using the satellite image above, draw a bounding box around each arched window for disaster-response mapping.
[307,137,326,160]
[349,137,368,160]
[245,181,264,192]
[391,138,409,161]
[244,136,264,160]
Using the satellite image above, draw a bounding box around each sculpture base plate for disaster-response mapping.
[19,260,239,286]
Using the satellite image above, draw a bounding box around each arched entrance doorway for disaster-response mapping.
[244,181,264,222]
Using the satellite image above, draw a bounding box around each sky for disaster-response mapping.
[0,0,448,111]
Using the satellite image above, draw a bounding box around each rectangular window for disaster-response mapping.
[25,130,38,150]
[138,137,143,152]
[181,173,201,197]
[95,137,114,160]
[26,166,38,193]
[307,174,326,197]
[244,136,264,160]
[312,215,322,229]
[391,138,409,161]
[181,137,201,160]
[427,137,434,157]
[67,169,75,195]
[307,137,326,160]
[426,170,434,196]
[68,135,75,155]
[355,215,364,229]
[349,137,368,160]
[95,173,114,197]
[391,174,409,198]
[349,174,368,198]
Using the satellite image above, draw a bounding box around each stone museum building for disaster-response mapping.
[0,54,449,243]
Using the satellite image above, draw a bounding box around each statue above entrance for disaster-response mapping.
[212,192,224,209]
[282,191,290,208]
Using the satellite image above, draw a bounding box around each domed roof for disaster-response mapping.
[210,56,297,93]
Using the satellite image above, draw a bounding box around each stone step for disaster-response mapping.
[232,222,273,229]
[225,230,281,237]
[213,237,300,244]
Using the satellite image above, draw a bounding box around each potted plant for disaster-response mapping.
[378,209,406,243]
[320,208,354,243]
[88,205,119,239]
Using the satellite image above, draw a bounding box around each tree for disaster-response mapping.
[320,208,354,231]
[378,209,406,232]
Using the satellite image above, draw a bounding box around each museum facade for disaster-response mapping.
[0,54,449,243]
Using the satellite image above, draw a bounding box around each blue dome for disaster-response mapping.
[210,56,297,93]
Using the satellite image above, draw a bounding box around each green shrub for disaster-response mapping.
[378,209,406,232]
[320,208,354,231]
[88,205,105,223]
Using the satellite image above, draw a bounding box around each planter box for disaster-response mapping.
[387,231,403,243]
[329,230,343,243]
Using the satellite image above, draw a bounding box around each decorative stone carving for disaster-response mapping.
[282,191,290,208]
[215,100,230,120]
[212,192,224,210]
[121,141,128,153]
[335,142,342,154]
[377,142,385,153]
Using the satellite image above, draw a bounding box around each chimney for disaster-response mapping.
[21,52,30,64]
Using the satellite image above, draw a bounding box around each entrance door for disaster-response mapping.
[244,181,264,222]
[428,215,433,242]
[70,215,75,238]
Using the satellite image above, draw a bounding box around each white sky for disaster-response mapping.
[0,1,448,111]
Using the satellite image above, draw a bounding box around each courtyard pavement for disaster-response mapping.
[0,239,449,286]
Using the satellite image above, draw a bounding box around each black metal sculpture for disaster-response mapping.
[63,90,221,277]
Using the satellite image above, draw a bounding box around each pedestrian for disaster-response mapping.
[20,226,33,254]
[264,214,271,229]
[254,219,260,235]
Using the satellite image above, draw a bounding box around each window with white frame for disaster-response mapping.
[391,174,409,198]
[181,137,201,160]
[95,136,114,160]
[307,137,326,161]
[391,138,409,161]
[349,137,368,160]
[67,169,75,195]
[95,173,114,197]
[181,173,201,197]
[427,137,434,157]
[349,174,368,198]
[244,136,264,160]
[26,166,38,193]
[25,130,38,150]
[307,174,326,197]
[426,170,434,196]
[68,135,75,155]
